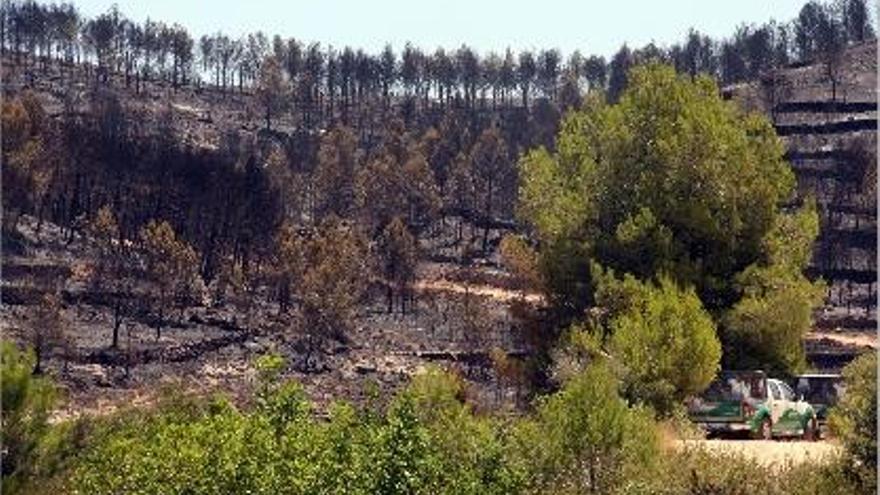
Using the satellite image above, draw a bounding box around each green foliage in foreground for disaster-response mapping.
[1,342,56,492]
[69,363,657,495]
[65,365,657,494]
[3,348,871,495]
[830,352,878,493]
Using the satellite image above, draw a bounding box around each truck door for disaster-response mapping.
[768,381,784,428]
[779,381,804,432]
[779,383,810,432]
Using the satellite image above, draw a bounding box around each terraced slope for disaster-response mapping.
[725,41,877,367]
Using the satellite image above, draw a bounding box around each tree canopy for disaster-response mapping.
[518,64,822,374]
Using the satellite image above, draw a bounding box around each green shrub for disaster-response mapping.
[29,361,863,495]
[1,342,57,492]
[512,361,660,494]
[829,351,877,493]
[608,275,721,415]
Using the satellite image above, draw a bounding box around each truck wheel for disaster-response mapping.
[759,418,772,440]
[802,418,817,441]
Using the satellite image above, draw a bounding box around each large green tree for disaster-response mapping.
[518,64,821,373]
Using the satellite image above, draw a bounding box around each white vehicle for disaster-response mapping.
[689,372,818,440]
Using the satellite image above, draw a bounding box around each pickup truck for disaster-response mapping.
[688,371,818,440]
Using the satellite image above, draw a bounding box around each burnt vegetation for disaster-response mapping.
[0,0,875,397]
[0,0,878,493]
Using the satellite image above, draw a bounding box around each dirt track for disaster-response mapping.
[414,279,543,304]
[677,439,841,468]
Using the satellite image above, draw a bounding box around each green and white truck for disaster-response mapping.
[688,370,818,440]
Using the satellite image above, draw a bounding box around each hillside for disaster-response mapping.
[724,40,877,362]
[2,42,876,421]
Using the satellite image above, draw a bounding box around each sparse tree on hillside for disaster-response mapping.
[300,42,324,127]
[379,43,396,109]
[338,46,356,121]
[418,125,456,199]
[567,50,585,81]
[499,48,517,106]
[583,55,607,92]
[313,126,360,220]
[169,24,193,88]
[743,25,773,78]
[557,71,583,112]
[795,1,832,60]
[456,45,480,109]
[355,123,439,234]
[28,292,67,375]
[606,44,631,103]
[140,219,200,340]
[720,39,747,84]
[255,55,286,131]
[816,11,847,101]
[294,217,369,359]
[272,221,305,314]
[401,149,441,226]
[499,234,543,294]
[2,93,47,233]
[470,127,511,253]
[430,47,455,109]
[839,0,875,43]
[87,205,135,349]
[198,34,213,74]
[378,216,418,314]
[447,151,476,243]
[679,29,716,78]
[517,50,536,108]
[325,47,339,119]
[537,49,561,99]
[213,34,240,92]
[82,6,121,81]
[771,21,792,66]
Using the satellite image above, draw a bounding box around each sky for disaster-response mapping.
[74,0,812,58]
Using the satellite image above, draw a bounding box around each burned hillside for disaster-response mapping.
[725,39,877,343]
[1,1,876,420]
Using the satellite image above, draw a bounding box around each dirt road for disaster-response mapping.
[414,279,543,304]
[677,439,841,468]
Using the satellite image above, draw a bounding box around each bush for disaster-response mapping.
[648,447,854,495]
[512,361,660,494]
[19,360,863,495]
[829,351,877,493]
[607,275,721,415]
[1,342,56,492]
[722,278,823,375]
[404,368,523,494]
